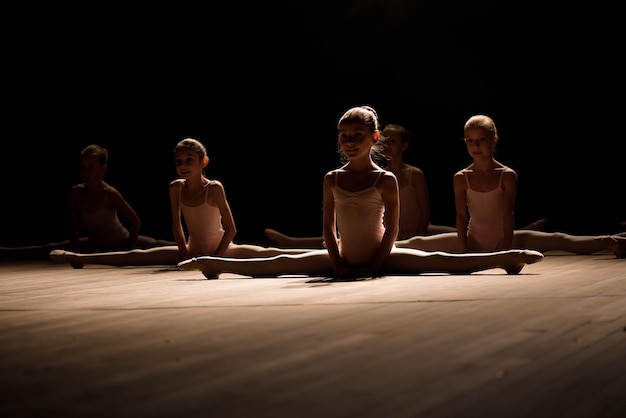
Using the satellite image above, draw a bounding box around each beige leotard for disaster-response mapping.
[464,169,506,251]
[179,182,224,256]
[79,189,130,249]
[333,170,386,266]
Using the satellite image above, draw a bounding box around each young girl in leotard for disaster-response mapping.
[263,123,457,248]
[382,123,458,238]
[393,114,626,257]
[49,138,311,267]
[178,106,544,279]
[1,144,175,261]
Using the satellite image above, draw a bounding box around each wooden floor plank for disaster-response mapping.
[1,255,625,417]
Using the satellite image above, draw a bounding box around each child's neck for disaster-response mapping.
[385,158,405,172]
[185,176,208,191]
[471,158,498,173]
[84,179,105,190]
[346,156,376,172]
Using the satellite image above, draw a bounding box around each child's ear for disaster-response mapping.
[373,131,380,143]
[202,156,209,167]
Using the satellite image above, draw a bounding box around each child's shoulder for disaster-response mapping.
[324,168,343,178]
[102,182,120,193]
[501,164,517,174]
[404,164,425,181]
[496,164,517,180]
[454,166,472,177]
[501,166,517,184]
[380,168,396,179]
[404,162,423,173]
[376,169,398,189]
[169,178,185,188]
[207,179,225,191]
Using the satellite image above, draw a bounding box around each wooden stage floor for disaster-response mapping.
[1,252,625,418]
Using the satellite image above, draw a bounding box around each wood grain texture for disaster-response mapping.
[1,253,625,418]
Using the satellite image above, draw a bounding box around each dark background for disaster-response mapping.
[2,2,623,249]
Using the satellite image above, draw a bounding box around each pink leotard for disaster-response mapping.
[179,182,224,256]
[79,188,130,249]
[464,169,506,251]
[333,170,386,266]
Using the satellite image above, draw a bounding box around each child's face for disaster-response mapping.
[174,148,204,178]
[381,129,408,160]
[79,155,105,183]
[338,120,377,160]
[464,126,497,157]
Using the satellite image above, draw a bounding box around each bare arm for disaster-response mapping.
[410,167,431,235]
[108,188,141,247]
[371,172,399,273]
[453,171,470,252]
[169,180,188,260]
[209,181,237,256]
[501,169,517,249]
[322,172,341,275]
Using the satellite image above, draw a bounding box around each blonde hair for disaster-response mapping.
[464,114,497,136]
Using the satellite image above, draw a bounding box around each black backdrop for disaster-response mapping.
[3,2,623,248]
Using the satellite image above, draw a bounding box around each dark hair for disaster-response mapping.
[381,124,411,144]
[81,144,108,165]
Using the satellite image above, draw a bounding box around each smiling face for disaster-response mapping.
[174,147,207,179]
[337,120,379,162]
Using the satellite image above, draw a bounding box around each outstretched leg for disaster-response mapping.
[384,248,544,275]
[178,248,544,279]
[512,230,625,256]
[520,218,547,230]
[49,246,182,267]
[263,229,325,249]
[224,242,318,257]
[0,241,71,260]
[134,235,178,248]
[178,249,333,279]
[395,232,461,252]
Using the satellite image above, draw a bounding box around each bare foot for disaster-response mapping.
[49,249,84,269]
[177,257,221,279]
[505,249,544,275]
[49,249,68,263]
[596,235,626,258]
